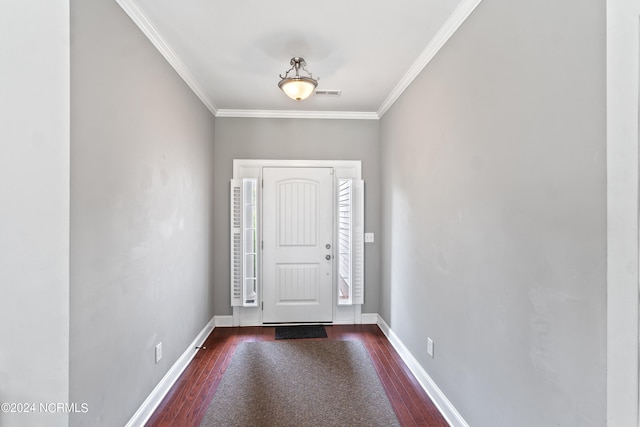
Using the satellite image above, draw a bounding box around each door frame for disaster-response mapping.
[231,159,362,327]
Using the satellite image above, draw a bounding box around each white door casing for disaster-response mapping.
[606,1,640,426]
[262,167,334,323]
[230,159,363,326]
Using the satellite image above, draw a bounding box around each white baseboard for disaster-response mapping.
[333,319,357,325]
[361,312,379,324]
[214,315,233,327]
[125,316,216,427]
[376,316,469,427]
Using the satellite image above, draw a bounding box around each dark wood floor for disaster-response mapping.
[145,324,449,426]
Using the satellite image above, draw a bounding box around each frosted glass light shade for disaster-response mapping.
[278,77,317,101]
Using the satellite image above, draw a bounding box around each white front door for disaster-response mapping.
[262,167,334,323]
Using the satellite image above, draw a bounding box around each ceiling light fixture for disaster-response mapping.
[278,57,318,101]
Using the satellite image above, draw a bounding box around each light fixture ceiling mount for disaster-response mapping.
[278,57,319,101]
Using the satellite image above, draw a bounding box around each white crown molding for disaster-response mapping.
[215,109,379,120]
[377,0,483,118]
[115,0,218,116]
[117,0,481,121]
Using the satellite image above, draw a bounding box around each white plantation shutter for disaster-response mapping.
[337,178,365,306]
[230,178,259,308]
[352,179,365,305]
[230,179,243,306]
[337,180,353,304]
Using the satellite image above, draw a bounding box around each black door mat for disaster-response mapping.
[275,325,328,340]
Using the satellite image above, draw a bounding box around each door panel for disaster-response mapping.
[278,180,317,246]
[262,167,333,323]
[277,264,319,302]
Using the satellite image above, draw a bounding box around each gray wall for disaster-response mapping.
[213,118,380,315]
[0,1,70,426]
[379,0,606,426]
[70,0,216,425]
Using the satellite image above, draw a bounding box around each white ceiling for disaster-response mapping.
[117,0,480,118]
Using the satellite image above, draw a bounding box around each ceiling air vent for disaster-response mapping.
[315,89,342,97]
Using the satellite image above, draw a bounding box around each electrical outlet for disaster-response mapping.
[427,338,434,358]
[364,232,375,243]
[155,343,162,364]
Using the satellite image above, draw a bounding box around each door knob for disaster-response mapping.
[325,243,331,249]
[325,254,332,260]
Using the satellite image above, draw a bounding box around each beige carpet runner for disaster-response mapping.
[199,340,400,426]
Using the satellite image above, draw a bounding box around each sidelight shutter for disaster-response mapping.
[336,179,365,305]
[230,178,259,307]
[337,179,353,304]
[352,179,365,305]
[230,179,243,307]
